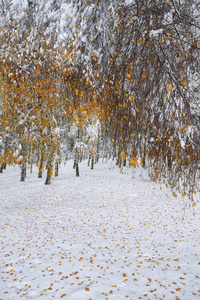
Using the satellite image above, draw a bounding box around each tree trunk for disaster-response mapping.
[73,159,76,169]
[38,155,44,178]
[0,164,3,173]
[76,161,79,177]
[123,157,126,167]
[79,153,83,163]
[3,163,6,169]
[88,155,91,167]
[96,134,100,163]
[116,151,122,167]
[45,161,52,185]
[91,158,94,170]
[20,162,26,182]
[142,143,146,169]
[55,160,59,177]
[74,149,79,177]
[167,154,172,171]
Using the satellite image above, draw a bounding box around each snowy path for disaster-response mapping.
[0,161,200,300]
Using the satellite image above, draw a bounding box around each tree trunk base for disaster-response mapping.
[91,158,94,170]
[45,178,51,185]
[76,162,79,177]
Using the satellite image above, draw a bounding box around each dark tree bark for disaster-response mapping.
[123,157,126,167]
[0,164,3,173]
[20,162,26,182]
[76,161,79,177]
[55,160,59,177]
[91,157,94,170]
[45,161,52,185]
[142,144,146,169]
[38,154,44,178]
[73,159,76,169]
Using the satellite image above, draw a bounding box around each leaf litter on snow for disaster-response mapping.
[0,160,200,299]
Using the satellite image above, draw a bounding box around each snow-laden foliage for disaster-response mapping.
[0,0,200,205]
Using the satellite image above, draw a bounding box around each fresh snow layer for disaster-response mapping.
[0,160,200,300]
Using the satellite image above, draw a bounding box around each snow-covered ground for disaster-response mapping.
[0,160,200,300]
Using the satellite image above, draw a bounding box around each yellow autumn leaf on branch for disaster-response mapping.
[168,85,172,91]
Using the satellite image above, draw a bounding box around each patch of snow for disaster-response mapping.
[149,28,163,37]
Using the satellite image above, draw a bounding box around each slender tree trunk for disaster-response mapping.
[167,154,172,171]
[116,150,122,167]
[91,157,94,170]
[55,160,59,177]
[45,160,52,185]
[88,154,91,167]
[142,143,146,169]
[29,142,33,173]
[0,164,3,173]
[75,149,79,176]
[79,153,83,163]
[123,157,126,167]
[96,134,100,163]
[3,163,6,169]
[20,161,26,182]
[73,159,76,169]
[76,161,79,177]
[38,154,44,178]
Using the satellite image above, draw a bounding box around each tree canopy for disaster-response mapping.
[0,0,200,205]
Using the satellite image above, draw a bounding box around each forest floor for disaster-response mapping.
[0,160,200,300]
